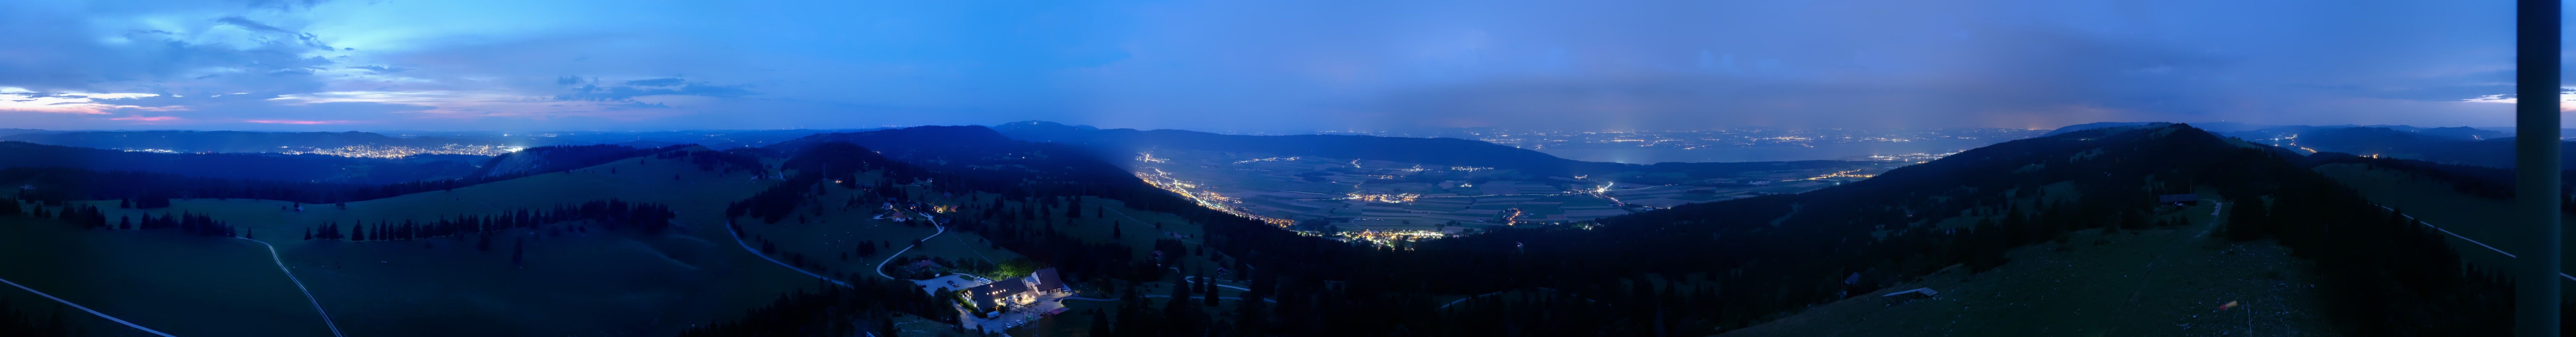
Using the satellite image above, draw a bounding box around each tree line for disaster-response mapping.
[6,197,237,237]
[0,297,83,337]
[302,199,676,243]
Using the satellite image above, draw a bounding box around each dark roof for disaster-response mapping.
[2157,194,2198,203]
[966,280,1025,305]
[1029,268,1066,291]
[969,286,997,304]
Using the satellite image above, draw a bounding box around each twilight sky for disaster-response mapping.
[0,0,2557,132]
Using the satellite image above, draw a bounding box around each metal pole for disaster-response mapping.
[2516,0,2561,335]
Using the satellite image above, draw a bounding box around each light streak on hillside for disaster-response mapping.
[1136,152,1170,163]
[1345,192,1420,203]
[275,144,523,158]
[1135,167,1294,227]
[1804,168,1875,180]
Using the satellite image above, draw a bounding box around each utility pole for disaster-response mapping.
[2515,0,2561,335]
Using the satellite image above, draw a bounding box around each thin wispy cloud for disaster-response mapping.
[245,119,359,124]
[107,115,181,121]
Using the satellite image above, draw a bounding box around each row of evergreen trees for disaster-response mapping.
[6,198,236,237]
[673,278,956,336]
[303,199,675,242]
[0,297,82,337]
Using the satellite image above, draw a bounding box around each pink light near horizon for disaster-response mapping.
[244,119,359,125]
[108,116,180,121]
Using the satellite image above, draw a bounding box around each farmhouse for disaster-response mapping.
[963,268,1070,310]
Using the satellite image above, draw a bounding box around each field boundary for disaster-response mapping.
[0,276,178,337]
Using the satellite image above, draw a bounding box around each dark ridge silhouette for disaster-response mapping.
[1,130,485,154]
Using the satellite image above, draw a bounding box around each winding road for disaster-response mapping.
[235,237,347,337]
[722,220,854,288]
[871,223,948,280]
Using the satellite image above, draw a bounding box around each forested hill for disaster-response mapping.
[749,126,1235,227]
[1136,123,2502,335]
[764,125,1143,185]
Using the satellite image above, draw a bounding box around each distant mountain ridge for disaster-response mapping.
[2044,121,2512,140]
[2,130,486,153]
[2044,121,2556,168]
[0,129,878,155]
[991,120,1862,178]
[0,141,479,184]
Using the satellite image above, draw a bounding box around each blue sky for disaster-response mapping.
[0,0,2552,132]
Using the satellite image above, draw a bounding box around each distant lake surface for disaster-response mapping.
[1535,138,2016,163]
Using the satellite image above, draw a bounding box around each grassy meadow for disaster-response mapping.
[12,150,842,336]
[0,217,333,336]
